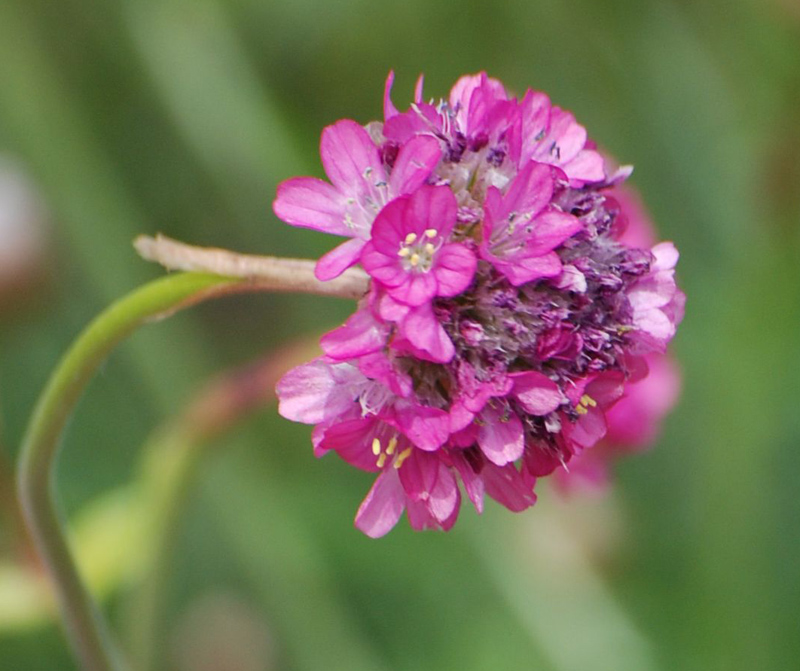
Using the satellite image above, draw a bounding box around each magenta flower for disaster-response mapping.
[361,185,477,306]
[275,72,685,537]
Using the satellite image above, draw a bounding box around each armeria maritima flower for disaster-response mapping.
[274,72,685,537]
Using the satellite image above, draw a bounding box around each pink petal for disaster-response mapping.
[562,149,606,185]
[523,443,564,477]
[400,304,455,363]
[510,371,562,415]
[383,70,399,120]
[392,271,438,306]
[477,404,524,466]
[496,251,563,286]
[547,108,586,163]
[388,136,441,195]
[321,309,385,360]
[565,406,607,450]
[451,451,486,513]
[434,244,477,297]
[357,352,413,397]
[407,185,458,238]
[315,238,367,281]
[276,359,359,425]
[355,469,405,538]
[426,462,460,523]
[414,74,425,103]
[317,417,383,472]
[398,452,460,524]
[369,197,410,255]
[273,177,347,234]
[528,210,583,252]
[500,161,554,221]
[393,402,450,450]
[651,242,679,270]
[360,240,408,288]
[483,464,537,512]
[320,119,386,195]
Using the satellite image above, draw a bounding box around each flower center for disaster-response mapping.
[397,229,441,273]
[372,435,413,469]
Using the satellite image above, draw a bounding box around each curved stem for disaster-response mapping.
[16,268,366,671]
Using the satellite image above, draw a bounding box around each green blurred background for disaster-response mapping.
[1,0,799,669]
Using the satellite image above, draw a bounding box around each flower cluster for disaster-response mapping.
[274,73,685,537]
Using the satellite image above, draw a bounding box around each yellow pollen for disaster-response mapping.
[581,394,597,408]
[398,247,410,257]
[424,228,437,238]
[394,447,413,469]
[386,436,398,455]
[404,232,418,245]
[371,438,381,456]
[410,253,420,267]
[424,243,435,255]
[376,453,388,468]
[575,405,588,416]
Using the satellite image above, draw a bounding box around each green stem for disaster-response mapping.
[16,267,366,671]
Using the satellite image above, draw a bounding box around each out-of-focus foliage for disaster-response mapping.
[0,1,798,670]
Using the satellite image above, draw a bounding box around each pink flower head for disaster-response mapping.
[275,73,685,536]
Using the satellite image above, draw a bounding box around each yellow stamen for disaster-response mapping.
[581,394,597,408]
[575,405,588,416]
[398,247,410,257]
[394,447,413,469]
[376,453,387,468]
[404,232,418,245]
[372,438,381,456]
[410,253,420,267]
[386,436,398,455]
[424,243,435,255]
[424,228,437,238]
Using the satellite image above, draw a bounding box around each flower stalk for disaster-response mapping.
[16,259,365,671]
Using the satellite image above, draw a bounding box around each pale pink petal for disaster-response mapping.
[355,469,405,538]
[321,309,385,359]
[273,177,347,234]
[652,242,679,270]
[276,359,360,425]
[477,404,524,466]
[510,371,562,415]
[562,149,606,184]
[315,238,367,281]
